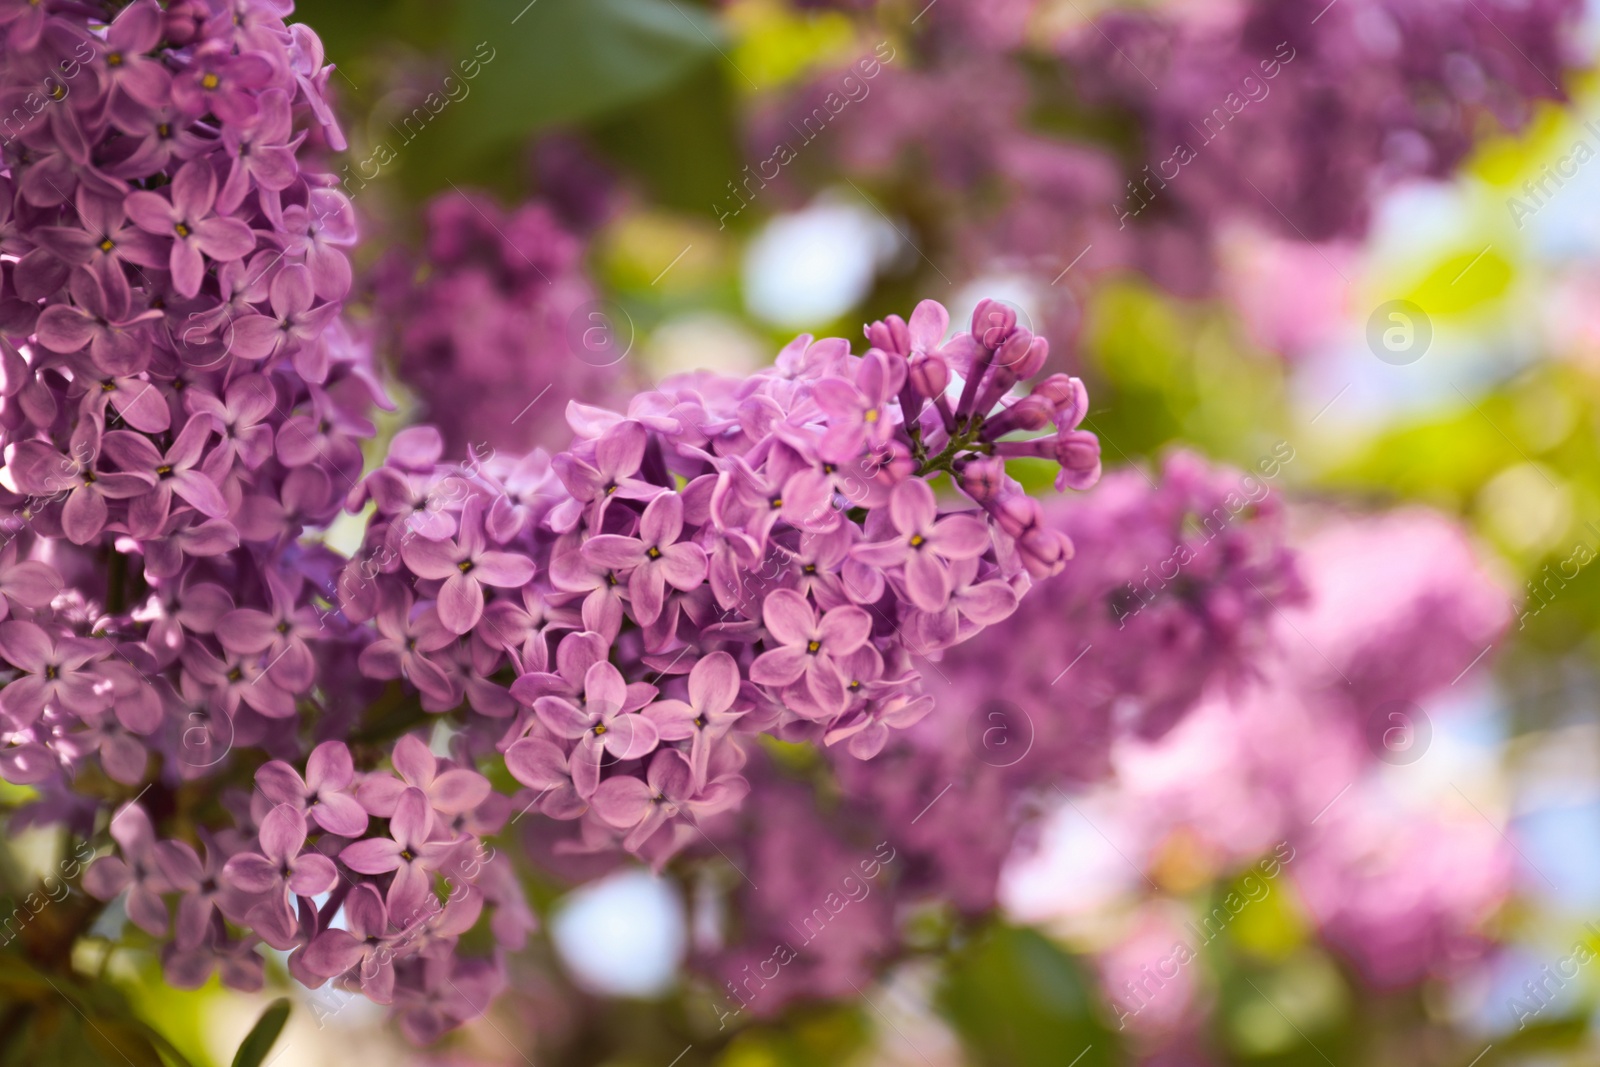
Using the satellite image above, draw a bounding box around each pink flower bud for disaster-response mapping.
[959,455,1009,504]
[1054,430,1102,491]
[970,299,1019,351]
[1033,374,1090,429]
[865,314,910,357]
[907,352,950,402]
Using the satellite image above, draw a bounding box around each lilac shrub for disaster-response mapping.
[0,2,1100,1036]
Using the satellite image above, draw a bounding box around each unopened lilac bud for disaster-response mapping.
[974,333,1047,415]
[958,455,1009,504]
[1053,430,1102,491]
[164,0,208,44]
[1033,374,1090,429]
[988,488,1042,540]
[1018,526,1074,578]
[908,352,950,401]
[970,299,1019,351]
[981,395,1052,440]
[865,314,910,357]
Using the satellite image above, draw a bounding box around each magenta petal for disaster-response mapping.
[436,572,484,635]
[505,739,569,791]
[390,786,433,849]
[311,792,368,837]
[470,551,536,588]
[817,605,872,654]
[222,852,279,894]
[170,239,205,298]
[61,486,108,545]
[761,589,815,647]
[303,929,363,978]
[590,776,651,828]
[401,537,462,580]
[600,713,659,761]
[689,651,740,713]
[258,803,307,862]
[339,837,402,875]
[82,856,131,899]
[215,608,277,654]
[289,853,338,896]
[430,768,491,814]
[904,551,951,613]
[254,760,308,805]
[889,478,938,534]
[750,646,807,687]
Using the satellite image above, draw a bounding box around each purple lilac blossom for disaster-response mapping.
[368,188,617,456]
[686,452,1301,1012]
[0,2,1098,1033]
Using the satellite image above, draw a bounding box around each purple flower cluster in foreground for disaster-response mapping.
[0,2,1098,1032]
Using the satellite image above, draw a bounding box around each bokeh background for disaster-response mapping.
[9,0,1600,1064]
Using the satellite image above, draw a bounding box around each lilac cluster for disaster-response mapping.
[0,0,368,778]
[368,188,618,456]
[343,297,1099,871]
[689,452,1300,1012]
[0,9,1100,1013]
[749,0,1582,308]
[1063,0,1583,245]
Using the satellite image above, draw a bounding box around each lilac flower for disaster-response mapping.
[532,660,660,796]
[102,414,229,537]
[83,804,192,936]
[813,350,906,463]
[7,429,154,545]
[592,748,746,852]
[230,263,339,370]
[222,803,339,900]
[749,589,872,715]
[35,270,165,375]
[96,1,174,111]
[0,620,108,726]
[503,736,587,819]
[301,883,402,1002]
[356,734,492,820]
[357,586,456,705]
[184,373,278,470]
[124,158,255,298]
[256,740,368,837]
[852,479,992,612]
[400,498,537,634]
[645,651,745,787]
[579,492,707,625]
[171,43,274,126]
[214,569,319,692]
[340,786,454,915]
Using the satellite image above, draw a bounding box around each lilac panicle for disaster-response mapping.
[0,0,1099,1035]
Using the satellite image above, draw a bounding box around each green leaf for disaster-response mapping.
[390,0,720,194]
[936,924,1122,1067]
[230,999,291,1067]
